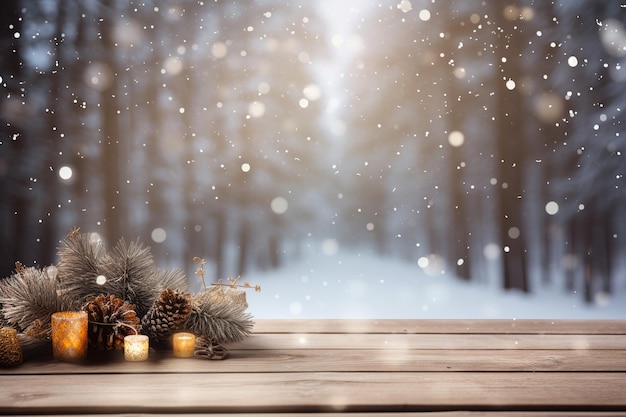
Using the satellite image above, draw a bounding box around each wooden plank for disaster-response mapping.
[1,372,625,414]
[20,413,626,417]
[3,349,626,375]
[252,319,626,335]
[231,333,626,350]
[7,410,626,417]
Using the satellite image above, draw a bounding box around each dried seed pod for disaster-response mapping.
[194,335,228,360]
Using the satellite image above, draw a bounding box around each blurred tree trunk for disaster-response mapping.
[495,3,529,292]
[97,0,123,244]
[38,0,68,266]
[235,117,253,277]
[0,0,28,277]
[446,59,471,280]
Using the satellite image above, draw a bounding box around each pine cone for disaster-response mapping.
[141,288,192,345]
[82,294,140,351]
[0,327,23,367]
[194,335,228,360]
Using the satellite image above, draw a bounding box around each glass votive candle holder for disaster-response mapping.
[124,335,149,361]
[172,332,196,358]
[51,311,88,362]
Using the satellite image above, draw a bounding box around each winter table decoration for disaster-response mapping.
[51,311,88,362]
[123,334,149,362]
[172,332,196,358]
[0,227,260,365]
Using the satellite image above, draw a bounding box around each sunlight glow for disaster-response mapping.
[331,34,344,47]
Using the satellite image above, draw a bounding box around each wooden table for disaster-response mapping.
[1,319,626,416]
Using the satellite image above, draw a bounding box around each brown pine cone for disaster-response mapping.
[82,294,140,351]
[0,327,23,367]
[141,288,192,345]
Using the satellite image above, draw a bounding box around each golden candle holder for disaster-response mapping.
[124,335,149,361]
[172,332,196,358]
[51,311,88,362]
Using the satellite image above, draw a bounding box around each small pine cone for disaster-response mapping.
[194,335,228,360]
[0,327,23,367]
[141,288,192,345]
[82,294,140,351]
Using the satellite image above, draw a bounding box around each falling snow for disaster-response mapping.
[1,0,625,318]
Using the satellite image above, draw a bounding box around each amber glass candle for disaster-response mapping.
[51,311,88,362]
[172,332,196,358]
[124,335,149,361]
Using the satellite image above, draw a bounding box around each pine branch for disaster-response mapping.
[154,267,187,294]
[56,231,108,301]
[0,266,73,339]
[56,232,189,319]
[99,238,159,317]
[186,287,254,344]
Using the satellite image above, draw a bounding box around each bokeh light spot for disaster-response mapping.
[151,228,167,243]
[59,166,73,181]
[545,201,559,215]
[271,197,288,214]
[448,130,465,147]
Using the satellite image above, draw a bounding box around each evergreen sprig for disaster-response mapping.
[0,265,72,339]
[153,267,187,297]
[55,229,107,300]
[99,238,162,318]
[1,229,260,363]
[186,287,254,344]
[56,231,187,318]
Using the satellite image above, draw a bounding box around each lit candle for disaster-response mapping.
[124,335,149,361]
[172,332,196,358]
[51,311,88,362]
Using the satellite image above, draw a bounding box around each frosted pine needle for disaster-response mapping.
[56,230,107,300]
[99,238,161,317]
[0,265,72,339]
[186,287,254,344]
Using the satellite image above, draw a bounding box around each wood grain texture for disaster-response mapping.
[252,319,626,335]
[230,333,626,350]
[3,348,625,374]
[1,319,625,415]
[7,410,626,417]
[2,372,626,414]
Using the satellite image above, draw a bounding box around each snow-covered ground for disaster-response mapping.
[242,248,626,320]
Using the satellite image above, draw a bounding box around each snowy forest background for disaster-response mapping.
[1,0,625,318]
